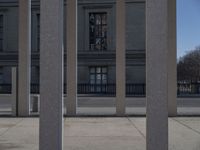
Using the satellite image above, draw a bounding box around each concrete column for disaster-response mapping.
[40,0,64,149]
[18,0,31,116]
[11,67,17,116]
[168,0,177,116]
[146,1,168,150]
[116,0,126,116]
[66,0,77,116]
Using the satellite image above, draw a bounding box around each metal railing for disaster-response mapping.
[126,83,146,96]
[177,82,200,96]
[0,83,145,96]
[77,84,116,95]
[1,82,200,96]
[66,83,145,96]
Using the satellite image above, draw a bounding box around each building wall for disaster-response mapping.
[126,2,145,50]
[0,0,145,86]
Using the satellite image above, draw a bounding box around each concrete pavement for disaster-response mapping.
[1,97,200,116]
[1,107,200,116]
[0,117,200,150]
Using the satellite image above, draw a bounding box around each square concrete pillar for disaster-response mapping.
[11,67,17,116]
[18,0,31,116]
[168,0,177,116]
[116,0,126,116]
[40,0,64,150]
[146,0,169,150]
[66,0,77,116]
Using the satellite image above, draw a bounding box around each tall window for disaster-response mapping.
[0,67,3,84]
[0,15,3,51]
[36,14,40,51]
[89,66,107,92]
[89,12,107,51]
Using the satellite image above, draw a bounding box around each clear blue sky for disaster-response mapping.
[177,0,200,58]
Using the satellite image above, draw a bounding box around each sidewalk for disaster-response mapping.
[0,117,200,150]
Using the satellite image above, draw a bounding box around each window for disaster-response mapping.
[0,15,3,51]
[89,12,107,51]
[0,67,3,93]
[89,66,108,92]
[0,67,3,84]
[36,14,40,51]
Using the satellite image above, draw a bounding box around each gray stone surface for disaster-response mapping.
[169,118,200,150]
[1,97,200,116]
[168,0,177,116]
[11,67,17,116]
[0,117,200,150]
[146,0,169,149]
[116,0,126,116]
[40,0,64,149]
[178,107,200,116]
[172,117,200,134]
[18,0,31,116]
[66,0,78,116]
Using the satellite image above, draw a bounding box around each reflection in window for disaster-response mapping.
[0,15,3,51]
[89,66,108,93]
[89,12,107,51]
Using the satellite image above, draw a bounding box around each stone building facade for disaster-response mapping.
[0,0,145,95]
[0,1,177,149]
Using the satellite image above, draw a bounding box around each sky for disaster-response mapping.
[177,0,200,58]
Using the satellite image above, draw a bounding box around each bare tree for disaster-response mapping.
[177,46,200,82]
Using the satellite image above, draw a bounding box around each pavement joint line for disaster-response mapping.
[127,117,145,139]
[0,118,24,137]
[172,118,200,136]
